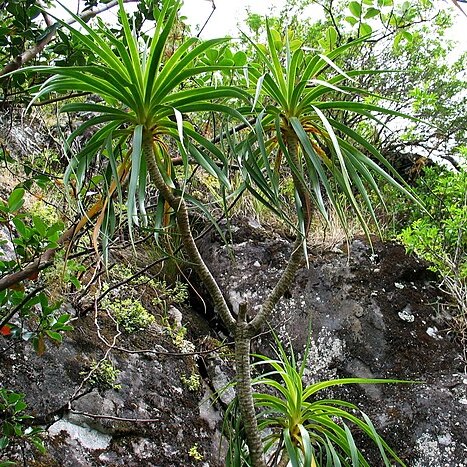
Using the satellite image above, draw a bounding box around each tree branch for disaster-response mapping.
[0,224,76,292]
[0,0,140,78]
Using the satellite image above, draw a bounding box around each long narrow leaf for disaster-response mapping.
[127,125,144,240]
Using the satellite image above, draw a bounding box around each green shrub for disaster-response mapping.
[398,167,467,322]
[104,298,155,333]
[106,266,188,312]
[0,389,45,461]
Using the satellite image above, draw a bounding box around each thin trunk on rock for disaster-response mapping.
[235,304,266,467]
[249,127,310,334]
[142,129,236,332]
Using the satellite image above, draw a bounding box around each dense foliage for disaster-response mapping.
[399,166,467,326]
[244,0,467,172]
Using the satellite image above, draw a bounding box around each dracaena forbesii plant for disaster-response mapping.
[23,1,418,465]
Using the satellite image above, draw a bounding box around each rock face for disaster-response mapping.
[1,312,225,467]
[2,220,466,466]
[200,221,467,466]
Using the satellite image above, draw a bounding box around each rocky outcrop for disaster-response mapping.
[1,219,466,466]
[200,221,467,466]
[1,310,225,467]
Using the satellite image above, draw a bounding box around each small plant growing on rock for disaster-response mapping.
[104,298,155,333]
[165,321,195,353]
[44,253,86,291]
[181,370,201,392]
[82,359,121,391]
[151,279,188,312]
[28,200,61,227]
[188,443,203,461]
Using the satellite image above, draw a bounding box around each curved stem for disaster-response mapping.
[142,129,236,332]
[248,235,304,335]
[248,128,308,335]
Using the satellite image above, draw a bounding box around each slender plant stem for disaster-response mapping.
[248,128,309,334]
[235,304,266,467]
[248,235,304,335]
[142,129,236,332]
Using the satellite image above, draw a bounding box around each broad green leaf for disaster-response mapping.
[360,23,373,36]
[402,30,413,42]
[364,7,381,18]
[32,216,47,237]
[349,1,362,17]
[0,436,9,449]
[290,39,303,52]
[270,28,282,46]
[12,218,28,237]
[205,48,218,62]
[8,188,25,212]
[345,16,359,25]
[325,26,338,50]
[233,51,247,66]
[45,330,63,342]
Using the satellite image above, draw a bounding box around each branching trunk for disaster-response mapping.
[142,127,308,467]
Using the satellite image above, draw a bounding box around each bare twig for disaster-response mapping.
[69,289,121,405]
[197,0,216,38]
[69,410,160,423]
[112,342,233,358]
[31,92,91,107]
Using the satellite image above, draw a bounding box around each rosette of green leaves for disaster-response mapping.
[24,0,249,249]
[225,335,409,467]
[236,24,418,244]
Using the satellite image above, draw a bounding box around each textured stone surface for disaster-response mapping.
[1,219,466,465]
[200,221,467,466]
[1,312,225,467]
